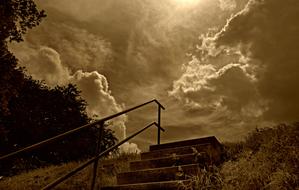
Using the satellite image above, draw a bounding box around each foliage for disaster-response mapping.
[0,79,118,175]
[0,0,118,176]
[221,141,244,162]
[221,123,299,190]
[179,123,299,190]
[0,0,45,115]
[0,0,46,175]
[0,0,46,43]
[0,47,24,115]
[179,166,223,190]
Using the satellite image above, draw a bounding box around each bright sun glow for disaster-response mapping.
[173,0,203,7]
[175,0,201,5]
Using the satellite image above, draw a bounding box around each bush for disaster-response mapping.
[221,123,299,190]
[179,123,299,190]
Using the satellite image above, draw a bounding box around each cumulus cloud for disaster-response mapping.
[38,0,245,96]
[10,0,252,147]
[171,0,299,127]
[13,42,141,152]
[69,70,140,152]
[69,70,128,140]
[70,71,122,117]
[9,22,141,152]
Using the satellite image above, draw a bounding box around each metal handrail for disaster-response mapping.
[42,122,164,190]
[0,99,165,161]
[0,99,165,190]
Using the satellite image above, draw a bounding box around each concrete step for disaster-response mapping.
[130,153,208,171]
[117,164,199,185]
[150,136,221,151]
[141,143,213,160]
[101,180,191,190]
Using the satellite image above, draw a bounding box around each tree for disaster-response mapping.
[0,0,46,43]
[0,79,117,175]
[0,0,45,115]
[0,0,117,175]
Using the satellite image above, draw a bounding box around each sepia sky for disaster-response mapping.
[9,0,299,151]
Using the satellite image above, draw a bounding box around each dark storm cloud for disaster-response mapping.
[10,0,252,147]
[215,0,299,122]
[36,0,243,104]
[171,0,299,137]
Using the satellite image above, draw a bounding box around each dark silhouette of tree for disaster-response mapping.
[0,78,117,175]
[0,1,47,171]
[0,0,118,175]
[0,0,45,115]
[2,79,117,159]
[0,0,46,43]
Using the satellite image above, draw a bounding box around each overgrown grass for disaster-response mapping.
[183,123,299,190]
[0,152,139,190]
[221,124,299,190]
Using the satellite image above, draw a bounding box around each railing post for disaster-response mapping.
[157,105,161,145]
[91,121,104,190]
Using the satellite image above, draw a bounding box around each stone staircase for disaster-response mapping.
[102,136,222,190]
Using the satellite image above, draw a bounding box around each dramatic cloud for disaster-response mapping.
[12,44,141,152]
[171,0,299,131]
[70,71,122,117]
[10,0,257,147]
[14,46,70,86]
[169,39,266,118]
[23,22,112,72]
[69,70,128,141]
[10,35,140,152]
[36,0,244,100]
[216,0,299,122]
[219,0,237,11]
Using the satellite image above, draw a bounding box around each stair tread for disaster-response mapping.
[101,180,191,190]
[104,179,190,187]
[133,153,196,163]
[150,136,221,151]
[102,136,222,189]
[122,163,198,173]
[117,164,199,184]
[130,153,208,171]
[141,143,213,160]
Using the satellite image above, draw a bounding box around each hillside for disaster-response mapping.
[0,123,298,189]
[220,123,299,190]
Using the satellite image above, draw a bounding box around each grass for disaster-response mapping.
[1,123,298,189]
[221,124,299,190]
[0,152,140,190]
[181,123,299,190]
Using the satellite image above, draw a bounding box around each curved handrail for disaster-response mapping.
[0,99,165,161]
[42,122,164,190]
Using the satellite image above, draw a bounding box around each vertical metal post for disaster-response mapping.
[157,105,161,145]
[91,122,104,190]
